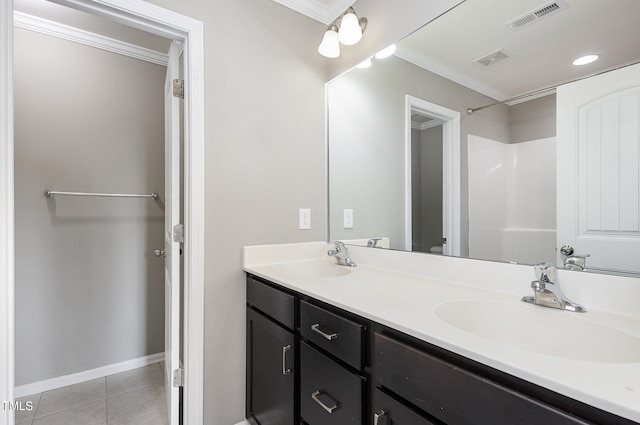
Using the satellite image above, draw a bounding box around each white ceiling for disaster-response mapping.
[272,0,354,25]
[394,0,640,101]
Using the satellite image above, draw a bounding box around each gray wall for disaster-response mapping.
[411,125,444,253]
[140,1,330,423]
[418,125,443,252]
[14,28,166,385]
[329,55,511,254]
[510,94,556,144]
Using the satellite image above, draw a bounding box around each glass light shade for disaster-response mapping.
[318,27,340,58]
[356,58,372,69]
[338,11,362,45]
[375,44,397,59]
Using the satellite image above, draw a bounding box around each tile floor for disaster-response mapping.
[15,363,168,425]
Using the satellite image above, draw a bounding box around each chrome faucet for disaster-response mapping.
[367,237,382,248]
[327,241,357,267]
[563,254,590,271]
[521,263,586,312]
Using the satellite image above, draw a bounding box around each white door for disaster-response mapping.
[164,41,181,425]
[557,63,640,274]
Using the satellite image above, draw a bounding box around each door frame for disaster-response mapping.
[0,1,205,424]
[404,95,461,256]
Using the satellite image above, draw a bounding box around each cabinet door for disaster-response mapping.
[375,333,589,425]
[301,342,363,425]
[246,308,295,425]
[373,389,437,425]
[300,300,364,370]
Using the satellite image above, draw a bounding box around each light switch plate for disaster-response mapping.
[344,209,354,228]
[299,208,311,229]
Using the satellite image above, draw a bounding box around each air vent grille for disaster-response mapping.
[506,0,568,30]
[473,49,511,67]
[535,3,560,18]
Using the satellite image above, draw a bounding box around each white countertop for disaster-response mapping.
[243,242,640,423]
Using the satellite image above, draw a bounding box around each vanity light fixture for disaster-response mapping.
[572,54,599,66]
[318,7,367,58]
[356,58,372,69]
[375,44,397,59]
[318,24,340,58]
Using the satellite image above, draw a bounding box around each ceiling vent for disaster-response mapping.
[473,49,512,67]
[506,0,569,30]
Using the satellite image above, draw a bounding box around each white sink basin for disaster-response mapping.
[435,300,640,363]
[274,261,352,278]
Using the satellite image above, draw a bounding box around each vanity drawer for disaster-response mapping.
[300,300,364,370]
[246,276,295,331]
[375,333,589,425]
[373,389,437,425]
[301,342,363,425]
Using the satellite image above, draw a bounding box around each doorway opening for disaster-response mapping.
[404,95,461,256]
[410,114,445,254]
[14,5,172,423]
[0,1,204,424]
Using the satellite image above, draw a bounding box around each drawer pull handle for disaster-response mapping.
[311,390,340,413]
[282,345,292,375]
[374,410,387,425]
[311,323,338,341]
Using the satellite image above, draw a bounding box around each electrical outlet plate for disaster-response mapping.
[299,208,311,229]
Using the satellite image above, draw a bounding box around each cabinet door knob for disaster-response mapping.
[282,345,292,375]
[311,323,338,341]
[374,410,387,425]
[311,390,340,413]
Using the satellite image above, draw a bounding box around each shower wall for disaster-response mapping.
[14,28,166,387]
[467,135,556,264]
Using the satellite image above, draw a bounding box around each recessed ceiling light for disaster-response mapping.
[375,44,397,59]
[572,54,599,66]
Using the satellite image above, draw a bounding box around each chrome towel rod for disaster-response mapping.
[466,61,640,115]
[44,189,158,199]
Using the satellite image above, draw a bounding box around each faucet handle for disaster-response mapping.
[534,263,557,284]
[563,254,590,271]
[367,237,382,248]
[328,240,345,251]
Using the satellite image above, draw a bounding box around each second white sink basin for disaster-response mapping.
[274,261,352,278]
[435,300,640,363]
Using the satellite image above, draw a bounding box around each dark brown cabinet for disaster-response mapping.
[246,274,636,425]
[373,389,437,425]
[246,277,296,425]
[375,332,588,425]
[300,300,365,370]
[300,341,364,425]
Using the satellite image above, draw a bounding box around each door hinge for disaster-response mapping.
[172,79,184,99]
[173,224,184,243]
[173,368,184,387]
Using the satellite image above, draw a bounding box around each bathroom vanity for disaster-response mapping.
[243,242,640,425]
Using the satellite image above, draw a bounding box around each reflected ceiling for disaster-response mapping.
[395,0,640,101]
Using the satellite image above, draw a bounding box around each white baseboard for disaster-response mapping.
[233,421,250,425]
[14,352,164,398]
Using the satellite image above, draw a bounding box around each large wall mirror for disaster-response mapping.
[328,0,640,276]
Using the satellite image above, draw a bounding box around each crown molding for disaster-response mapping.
[395,45,510,102]
[13,11,168,66]
[411,119,443,131]
[272,0,354,25]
